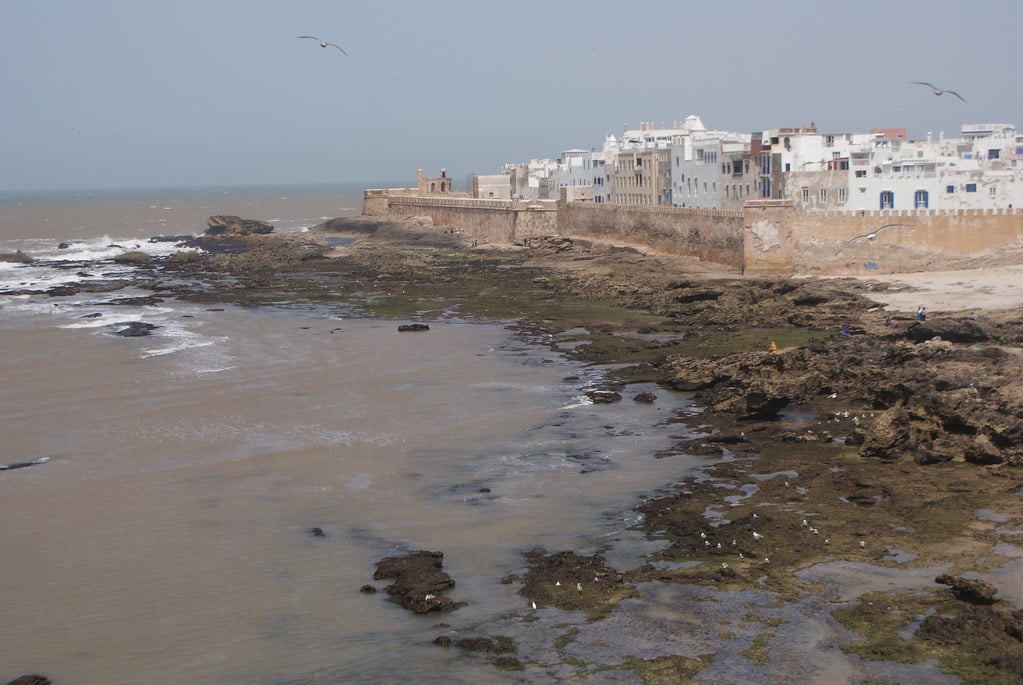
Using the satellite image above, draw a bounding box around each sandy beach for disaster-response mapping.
[826,264,1023,313]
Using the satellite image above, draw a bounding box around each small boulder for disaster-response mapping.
[112,250,152,265]
[586,390,622,404]
[398,323,430,332]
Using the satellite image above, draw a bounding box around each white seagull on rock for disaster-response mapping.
[298,35,349,55]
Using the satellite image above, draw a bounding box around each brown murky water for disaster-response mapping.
[0,292,702,683]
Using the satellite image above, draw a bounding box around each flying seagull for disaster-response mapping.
[298,35,348,56]
[912,82,966,103]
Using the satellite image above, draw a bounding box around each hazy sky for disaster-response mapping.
[2,1,1020,192]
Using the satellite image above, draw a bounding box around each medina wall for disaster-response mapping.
[744,202,1023,275]
[561,203,745,267]
[363,189,746,267]
[366,188,1023,275]
[365,195,559,243]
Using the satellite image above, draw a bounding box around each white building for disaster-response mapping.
[672,128,752,209]
[842,124,1023,211]
[551,148,602,202]
[480,120,1023,213]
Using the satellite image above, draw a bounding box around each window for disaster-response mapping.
[785,163,791,172]
[989,149,1000,160]
[855,170,867,178]
[820,188,828,203]
[825,135,835,147]
[880,191,894,209]
[966,183,977,193]
[837,188,848,204]
[946,185,955,193]
[801,187,810,203]
[914,190,929,208]
[990,186,998,196]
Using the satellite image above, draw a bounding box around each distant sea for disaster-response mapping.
[0,183,705,684]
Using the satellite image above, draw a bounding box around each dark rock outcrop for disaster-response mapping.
[372,550,465,614]
[205,215,274,236]
[0,250,34,264]
[112,321,159,337]
[936,573,999,604]
[6,676,51,685]
[397,323,430,332]
[906,319,990,344]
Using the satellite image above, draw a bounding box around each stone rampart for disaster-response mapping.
[561,203,744,267]
[364,189,1023,275]
[369,195,557,243]
[363,188,418,216]
[363,191,744,266]
[745,202,1023,275]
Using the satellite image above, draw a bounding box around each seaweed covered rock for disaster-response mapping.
[372,550,465,614]
[936,573,998,605]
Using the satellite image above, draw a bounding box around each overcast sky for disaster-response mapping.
[2,0,1019,192]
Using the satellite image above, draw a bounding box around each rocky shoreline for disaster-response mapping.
[164,217,1023,680]
[7,214,1022,681]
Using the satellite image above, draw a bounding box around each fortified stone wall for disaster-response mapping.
[562,203,745,267]
[370,196,559,243]
[363,188,418,216]
[364,188,1023,275]
[745,202,1023,275]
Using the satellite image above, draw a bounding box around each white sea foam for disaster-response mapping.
[141,328,219,358]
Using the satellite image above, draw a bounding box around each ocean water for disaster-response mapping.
[0,185,709,684]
